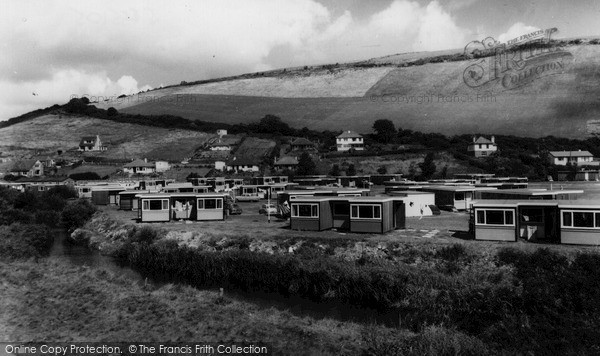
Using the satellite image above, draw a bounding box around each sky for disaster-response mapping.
[1,0,600,120]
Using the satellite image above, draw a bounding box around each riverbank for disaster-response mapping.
[0,259,376,354]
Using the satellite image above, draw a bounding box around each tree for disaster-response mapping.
[372,119,396,144]
[377,165,387,174]
[347,164,356,176]
[329,164,341,176]
[419,152,436,180]
[296,152,316,176]
[107,107,118,116]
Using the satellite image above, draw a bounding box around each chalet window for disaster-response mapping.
[198,198,222,210]
[351,204,381,219]
[143,199,169,211]
[291,204,319,217]
[475,209,514,226]
[562,210,600,229]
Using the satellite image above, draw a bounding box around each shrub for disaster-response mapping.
[131,225,161,244]
[0,223,54,259]
[61,199,97,232]
[0,209,32,225]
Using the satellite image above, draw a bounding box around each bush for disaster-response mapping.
[0,209,32,225]
[61,199,97,232]
[0,223,54,259]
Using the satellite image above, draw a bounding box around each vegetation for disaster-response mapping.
[61,199,97,232]
[296,152,317,176]
[0,223,54,259]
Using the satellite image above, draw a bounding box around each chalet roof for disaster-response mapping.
[470,136,495,145]
[123,159,155,168]
[337,130,362,138]
[549,150,593,158]
[274,156,299,166]
[291,138,315,146]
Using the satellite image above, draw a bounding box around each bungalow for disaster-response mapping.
[79,135,107,151]
[467,136,497,157]
[290,196,405,233]
[225,157,260,172]
[123,159,156,175]
[136,193,226,222]
[162,182,210,193]
[10,160,44,177]
[118,190,148,210]
[471,200,600,245]
[250,176,289,185]
[548,150,595,166]
[234,185,261,202]
[91,185,126,205]
[290,138,317,151]
[274,156,298,170]
[336,131,364,151]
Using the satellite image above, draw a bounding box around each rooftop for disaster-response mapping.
[337,130,363,138]
[549,150,594,157]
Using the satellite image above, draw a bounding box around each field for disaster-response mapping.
[232,137,276,160]
[0,115,211,161]
[84,43,600,138]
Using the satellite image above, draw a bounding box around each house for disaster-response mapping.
[467,136,497,157]
[471,200,600,245]
[78,135,107,151]
[336,131,364,151]
[123,159,156,175]
[225,157,260,172]
[91,185,126,205]
[548,150,595,166]
[290,138,316,151]
[10,160,44,177]
[290,196,405,233]
[155,161,171,173]
[274,156,298,170]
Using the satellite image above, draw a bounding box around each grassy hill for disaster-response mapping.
[90,42,600,138]
[0,115,211,162]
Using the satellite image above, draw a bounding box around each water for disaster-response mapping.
[48,230,400,327]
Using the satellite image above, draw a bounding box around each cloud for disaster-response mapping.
[498,22,541,44]
[0,0,469,120]
[0,70,152,119]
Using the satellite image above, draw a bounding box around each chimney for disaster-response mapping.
[491,136,495,143]
[144,158,147,163]
[472,136,476,143]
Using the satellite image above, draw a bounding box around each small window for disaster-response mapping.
[292,204,319,217]
[562,212,572,227]
[596,213,600,228]
[574,212,594,228]
[162,199,169,210]
[476,210,485,224]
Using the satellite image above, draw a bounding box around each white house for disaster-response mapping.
[548,150,595,166]
[467,136,497,157]
[214,161,226,171]
[123,159,156,175]
[155,161,171,172]
[10,160,44,177]
[79,135,107,151]
[336,131,364,151]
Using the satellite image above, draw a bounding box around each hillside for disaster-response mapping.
[0,115,210,161]
[92,42,600,138]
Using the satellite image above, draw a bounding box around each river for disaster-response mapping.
[48,230,401,327]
